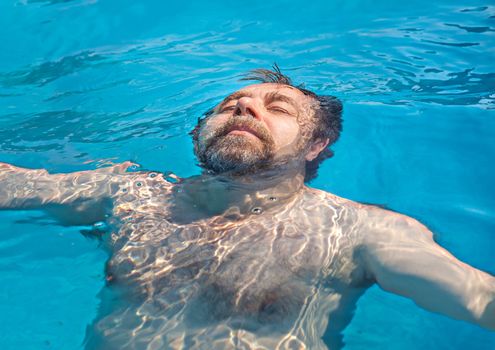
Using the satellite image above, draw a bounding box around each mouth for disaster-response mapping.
[226,125,262,139]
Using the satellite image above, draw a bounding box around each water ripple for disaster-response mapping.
[460,6,488,13]
[444,23,495,33]
[0,51,106,87]
[421,39,479,47]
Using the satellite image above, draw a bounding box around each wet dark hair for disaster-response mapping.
[191,64,343,182]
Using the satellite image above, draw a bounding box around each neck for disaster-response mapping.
[174,165,306,219]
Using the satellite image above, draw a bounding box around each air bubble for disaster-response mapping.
[93,221,108,230]
[136,182,143,187]
[252,207,263,214]
[149,173,157,178]
[269,196,277,201]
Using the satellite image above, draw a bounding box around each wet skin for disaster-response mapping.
[87,170,371,350]
[0,84,494,349]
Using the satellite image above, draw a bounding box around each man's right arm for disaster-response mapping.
[0,162,133,225]
[360,207,495,330]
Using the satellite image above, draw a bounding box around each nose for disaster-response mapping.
[234,97,262,121]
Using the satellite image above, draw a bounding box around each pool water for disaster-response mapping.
[0,0,494,349]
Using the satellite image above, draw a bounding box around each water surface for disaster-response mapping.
[0,0,494,349]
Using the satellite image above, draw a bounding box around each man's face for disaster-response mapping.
[195,83,315,174]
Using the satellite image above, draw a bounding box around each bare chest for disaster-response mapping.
[106,179,362,325]
[108,207,357,324]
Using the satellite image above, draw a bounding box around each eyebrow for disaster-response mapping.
[264,91,298,112]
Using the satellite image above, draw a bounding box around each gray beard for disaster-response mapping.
[201,134,274,175]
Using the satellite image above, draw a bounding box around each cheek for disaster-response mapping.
[268,119,301,148]
[198,115,228,141]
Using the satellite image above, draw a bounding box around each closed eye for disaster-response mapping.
[220,105,236,113]
[268,106,291,115]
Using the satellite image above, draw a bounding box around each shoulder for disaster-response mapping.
[303,187,433,242]
[303,186,361,210]
[302,186,376,221]
[362,205,433,241]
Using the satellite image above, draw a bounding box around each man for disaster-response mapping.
[0,66,493,350]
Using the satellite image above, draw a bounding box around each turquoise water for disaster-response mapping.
[0,0,494,349]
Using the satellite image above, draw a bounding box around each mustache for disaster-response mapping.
[208,116,275,146]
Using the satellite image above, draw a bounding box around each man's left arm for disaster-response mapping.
[360,209,495,330]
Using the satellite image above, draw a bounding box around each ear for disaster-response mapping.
[305,138,329,161]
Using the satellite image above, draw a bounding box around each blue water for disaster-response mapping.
[0,0,494,349]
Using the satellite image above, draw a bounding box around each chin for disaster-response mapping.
[201,135,273,174]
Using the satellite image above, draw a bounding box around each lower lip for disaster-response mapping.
[228,130,259,138]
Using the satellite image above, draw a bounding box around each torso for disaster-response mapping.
[86,172,372,350]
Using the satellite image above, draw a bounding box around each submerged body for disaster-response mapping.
[2,162,491,349]
[87,170,369,349]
